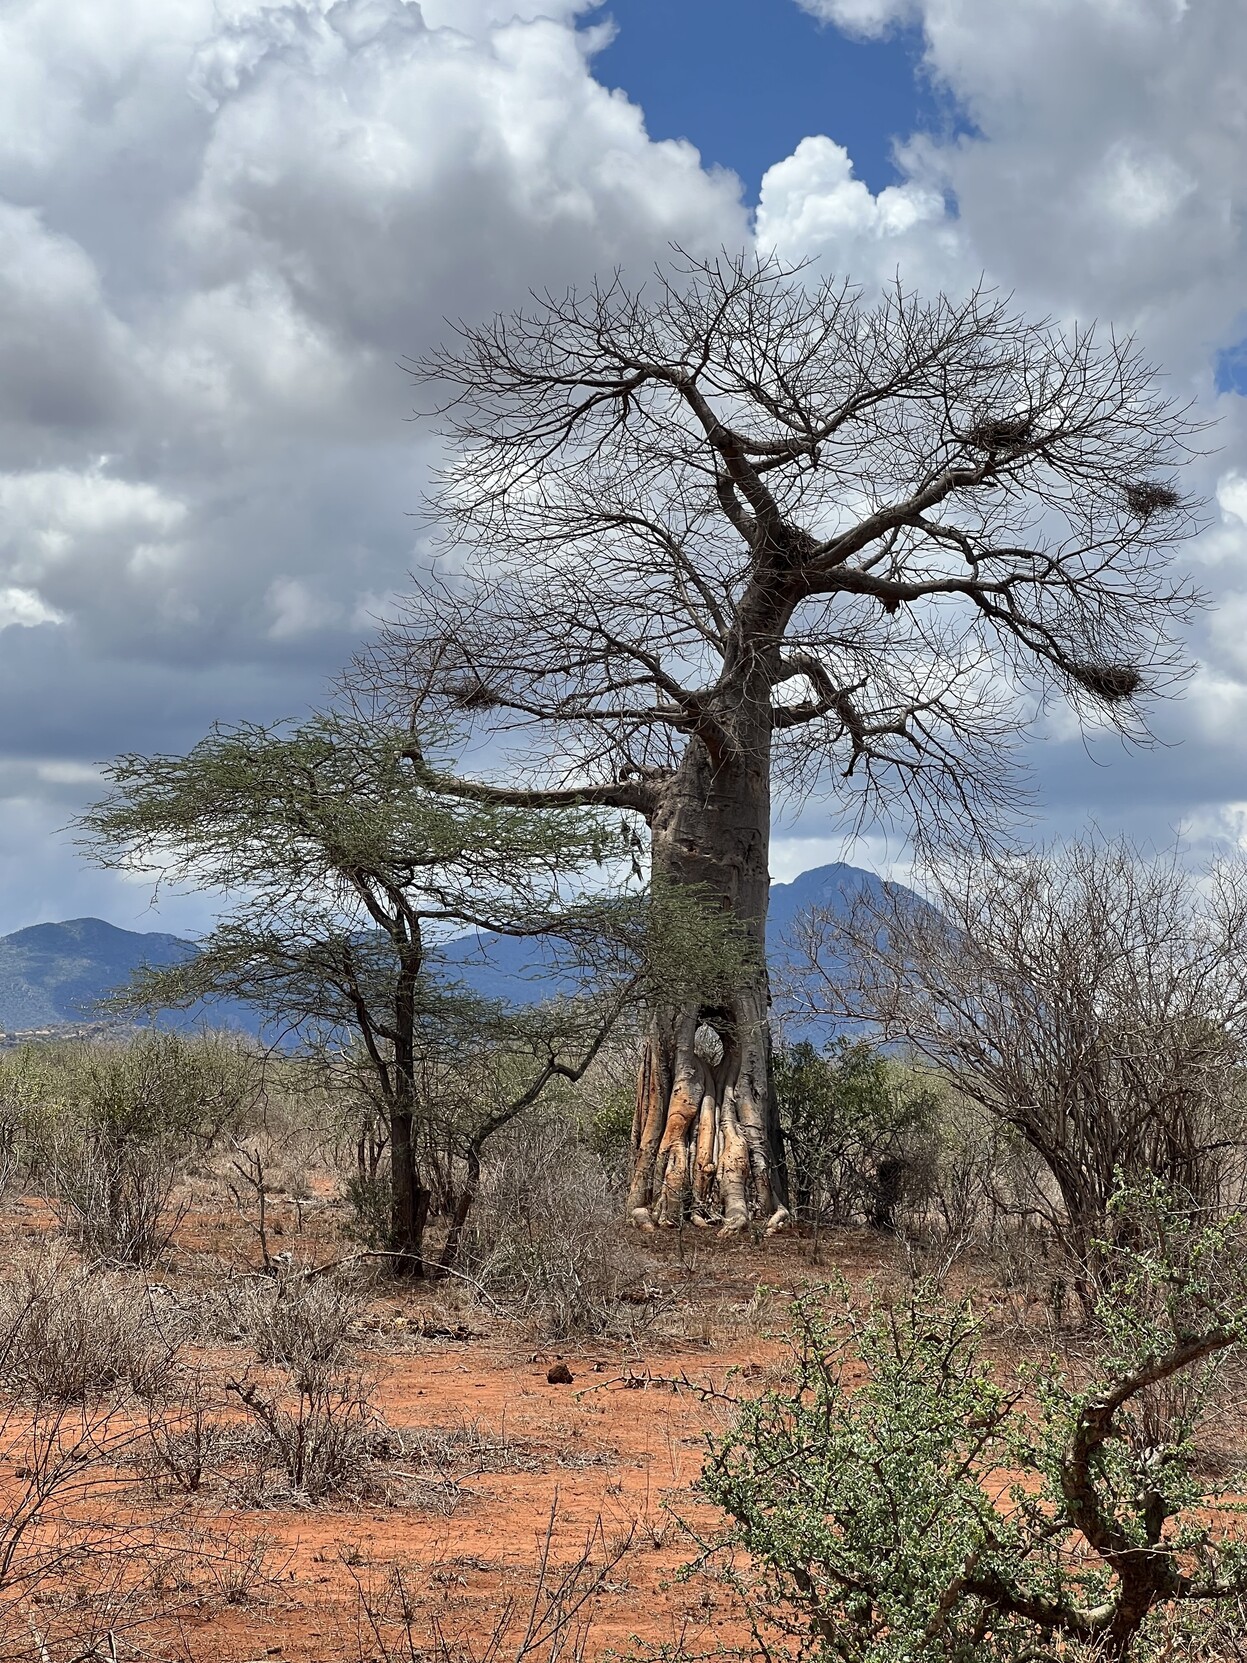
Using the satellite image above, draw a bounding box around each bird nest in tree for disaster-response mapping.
[1122,479,1182,518]
[1069,661,1143,703]
[447,676,501,711]
[965,414,1033,451]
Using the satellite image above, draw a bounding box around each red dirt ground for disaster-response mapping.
[2,1180,912,1663]
[10,1177,1245,1663]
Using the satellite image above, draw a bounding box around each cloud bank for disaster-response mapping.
[1,0,1245,930]
[766,0,1247,857]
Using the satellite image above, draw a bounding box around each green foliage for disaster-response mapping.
[77,712,655,1265]
[78,714,622,907]
[635,874,755,1011]
[581,1086,635,1157]
[77,713,638,1036]
[698,1295,1022,1660]
[77,710,764,1267]
[0,1029,260,1157]
[693,1197,1247,1661]
[0,1030,261,1263]
[775,1040,939,1228]
[342,1165,392,1250]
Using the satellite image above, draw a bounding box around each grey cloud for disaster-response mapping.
[0,0,749,932]
[3,0,1245,938]
[758,0,1247,871]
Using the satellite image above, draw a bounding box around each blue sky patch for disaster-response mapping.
[585,0,960,202]
[1214,338,1247,396]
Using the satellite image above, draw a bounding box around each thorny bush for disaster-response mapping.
[464,1117,645,1338]
[691,1187,1247,1662]
[0,1252,181,1402]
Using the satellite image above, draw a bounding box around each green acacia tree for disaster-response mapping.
[77,713,702,1275]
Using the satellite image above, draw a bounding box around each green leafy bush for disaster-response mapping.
[0,1031,262,1263]
[775,1040,939,1230]
[693,1196,1247,1661]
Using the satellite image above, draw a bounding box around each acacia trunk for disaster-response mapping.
[628,721,789,1234]
[389,1103,431,1277]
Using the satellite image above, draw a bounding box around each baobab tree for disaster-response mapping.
[377,251,1201,1234]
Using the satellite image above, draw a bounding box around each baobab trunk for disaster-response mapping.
[628,718,789,1234]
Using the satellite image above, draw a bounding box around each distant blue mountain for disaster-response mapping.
[434,861,911,1044]
[766,862,911,1044]
[0,864,917,1043]
[0,917,260,1037]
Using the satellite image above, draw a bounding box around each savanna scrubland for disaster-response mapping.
[8,253,1246,1663]
[3,897,1247,1663]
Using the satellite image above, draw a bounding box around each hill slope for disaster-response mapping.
[0,863,915,1040]
[0,917,258,1036]
[435,860,904,1034]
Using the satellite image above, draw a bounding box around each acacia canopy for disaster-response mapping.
[77,714,684,1271]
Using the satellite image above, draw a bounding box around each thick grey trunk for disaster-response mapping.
[628,717,789,1234]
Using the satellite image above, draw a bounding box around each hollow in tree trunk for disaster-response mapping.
[628,721,789,1234]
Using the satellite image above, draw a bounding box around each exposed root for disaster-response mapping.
[632,988,784,1236]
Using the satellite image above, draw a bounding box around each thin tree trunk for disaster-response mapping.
[628,716,789,1235]
[389,1104,430,1277]
[437,1141,481,1275]
[387,926,430,1276]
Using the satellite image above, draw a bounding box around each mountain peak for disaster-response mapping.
[0,915,200,1033]
[4,916,190,954]
[0,864,923,1042]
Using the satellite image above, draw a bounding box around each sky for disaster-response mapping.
[1,0,1245,934]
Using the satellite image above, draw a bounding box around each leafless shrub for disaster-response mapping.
[142,1374,240,1495]
[224,1137,280,1271]
[0,1287,264,1659]
[192,1520,290,1606]
[464,1119,645,1338]
[0,1401,163,1663]
[11,1032,265,1264]
[354,1503,631,1663]
[218,1270,359,1373]
[149,1509,291,1608]
[0,1253,181,1402]
[226,1367,379,1502]
[891,1092,1049,1281]
[399,1419,543,1478]
[789,839,1247,1306]
[47,1127,185,1266]
[348,1418,550,1515]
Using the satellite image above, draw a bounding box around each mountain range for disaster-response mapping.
[0,862,904,1041]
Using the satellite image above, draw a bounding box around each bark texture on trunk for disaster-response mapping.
[389,1104,431,1277]
[628,710,789,1234]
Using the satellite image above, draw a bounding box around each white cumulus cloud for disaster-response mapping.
[756,135,955,283]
